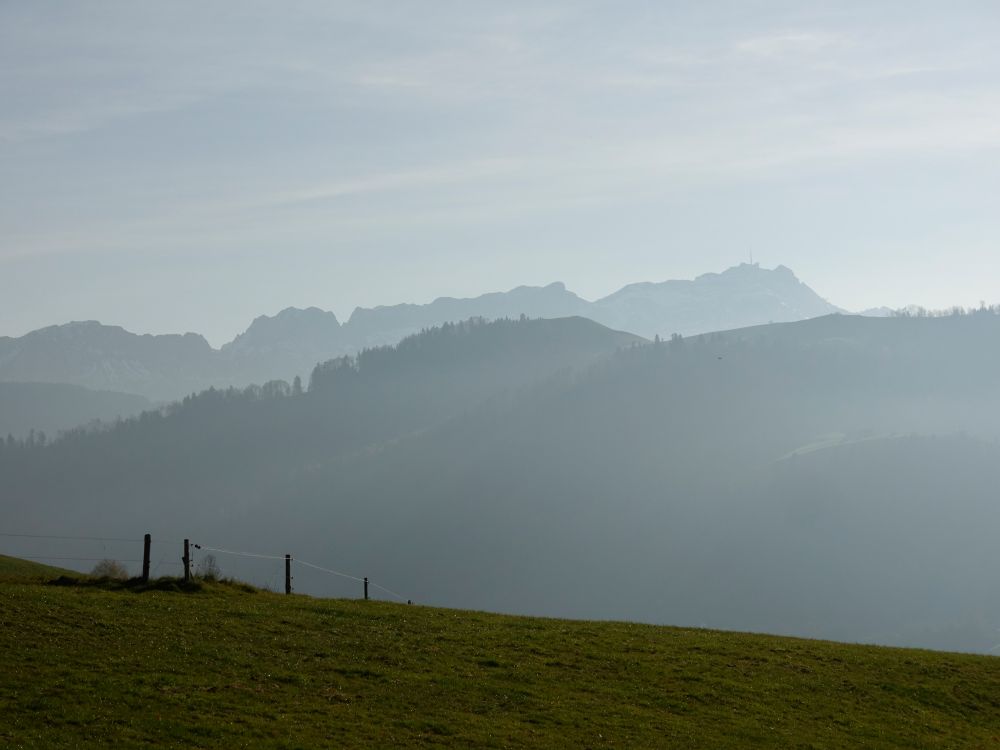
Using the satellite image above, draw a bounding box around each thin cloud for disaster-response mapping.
[252,159,525,209]
[734,31,846,59]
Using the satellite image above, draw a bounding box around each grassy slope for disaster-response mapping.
[0,554,78,581]
[1,577,998,749]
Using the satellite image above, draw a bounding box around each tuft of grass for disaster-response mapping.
[0,571,998,748]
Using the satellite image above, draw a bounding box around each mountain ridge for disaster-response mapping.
[0,263,839,400]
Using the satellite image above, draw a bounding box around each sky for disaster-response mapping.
[2,1,999,346]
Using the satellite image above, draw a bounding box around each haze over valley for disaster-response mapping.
[5,306,1000,654]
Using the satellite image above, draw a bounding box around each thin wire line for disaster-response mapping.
[294,558,364,583]
[0,532,142,543]
[295,558,408,602]
[151,550,169,576]
[194,544,285,560]
[368,580,408,603]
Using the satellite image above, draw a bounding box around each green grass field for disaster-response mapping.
[1,558,998,748]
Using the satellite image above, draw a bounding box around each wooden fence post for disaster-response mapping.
[142,533,151,583]
[285,554,292,595]
[364,577,369,601]
[182,539,190,583]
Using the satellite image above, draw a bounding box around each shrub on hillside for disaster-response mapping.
[90,559,128,580]
[196,554,220,581]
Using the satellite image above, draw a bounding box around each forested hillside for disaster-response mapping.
[0,316,641,535]
[0,382,150,440]
[3,312,1000,652]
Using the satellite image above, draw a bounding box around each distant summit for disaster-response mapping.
[590,263,842,339]
[220,307,344,385]
[224,307,342,355]
[0,263,844,400]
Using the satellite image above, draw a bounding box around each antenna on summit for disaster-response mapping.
[749,248,754,266]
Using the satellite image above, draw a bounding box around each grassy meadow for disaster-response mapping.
[0,557,998,748]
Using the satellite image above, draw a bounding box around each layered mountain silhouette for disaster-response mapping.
[311,262,842,348]
[4,311,1000,652]
[0,264,839,403]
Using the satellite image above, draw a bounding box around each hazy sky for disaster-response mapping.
[2,1,999,345]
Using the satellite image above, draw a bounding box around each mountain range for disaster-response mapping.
[0,264,840,408]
